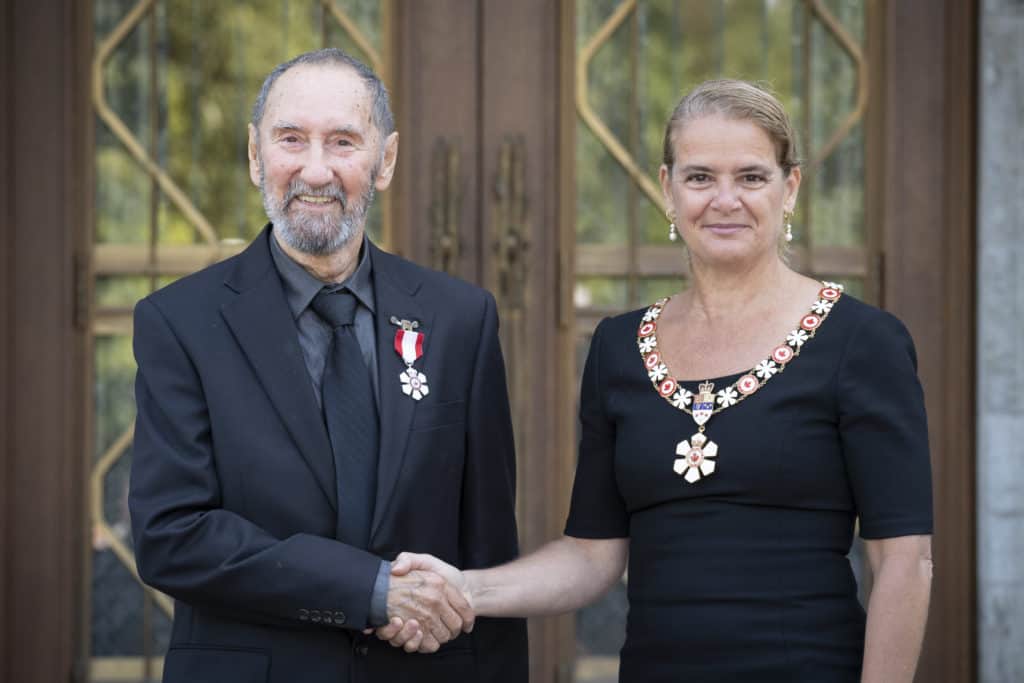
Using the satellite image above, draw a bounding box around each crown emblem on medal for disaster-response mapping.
[691,381,716,427]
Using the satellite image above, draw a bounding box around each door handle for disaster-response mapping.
[492,135,529,311]
[430,137,461,274]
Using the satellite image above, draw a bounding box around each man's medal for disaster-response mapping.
[390,317,429,401]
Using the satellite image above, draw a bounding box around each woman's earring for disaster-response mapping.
[784,210,794,243]
[667,209,679,242]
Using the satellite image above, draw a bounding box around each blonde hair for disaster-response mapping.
[662,79,800,176]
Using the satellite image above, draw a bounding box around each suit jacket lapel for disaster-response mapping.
[370,244,434,540]
[220,228,337,511]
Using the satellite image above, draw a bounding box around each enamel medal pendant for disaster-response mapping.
[400,367,429,401]
[674,381,719,484]
[391,317,429,401]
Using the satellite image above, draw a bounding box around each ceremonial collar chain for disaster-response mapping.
[636,282,844,484]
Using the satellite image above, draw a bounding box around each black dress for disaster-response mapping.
[565,293,932,683]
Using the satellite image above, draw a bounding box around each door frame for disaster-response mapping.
[878,1,977,680]
[1,1,92,683]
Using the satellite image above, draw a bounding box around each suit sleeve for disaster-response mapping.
[129,297,381,630]
[459,291,529,680]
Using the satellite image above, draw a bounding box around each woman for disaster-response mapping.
[381,80,933,682]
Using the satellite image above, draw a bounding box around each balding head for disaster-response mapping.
[251,48,394,138]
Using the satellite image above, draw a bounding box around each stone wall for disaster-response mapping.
[977,1,1024,681]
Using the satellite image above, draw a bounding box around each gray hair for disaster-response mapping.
[251,48,394,137]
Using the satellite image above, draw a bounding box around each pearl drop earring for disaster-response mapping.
[784,210,794,243]
[667,209,678,242]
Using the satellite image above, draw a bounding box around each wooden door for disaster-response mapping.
[393,3,576,680]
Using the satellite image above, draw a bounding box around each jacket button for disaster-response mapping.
[333,611,346,625]
[356,644,369,656]
[298,609,309,621]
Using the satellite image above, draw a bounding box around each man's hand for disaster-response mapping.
[380,566,474,653]
[375,554,473,651]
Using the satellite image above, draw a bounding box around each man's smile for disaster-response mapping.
[296,194,336,204]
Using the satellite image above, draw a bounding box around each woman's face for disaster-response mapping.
[660,114,800,268]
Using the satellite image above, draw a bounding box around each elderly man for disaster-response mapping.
[129,48,527,683]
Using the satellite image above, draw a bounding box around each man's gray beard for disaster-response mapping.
[260,165,377,256]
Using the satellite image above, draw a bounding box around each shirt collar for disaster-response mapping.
[269,228,376,320]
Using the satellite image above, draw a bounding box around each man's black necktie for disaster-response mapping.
[310,289,378,549]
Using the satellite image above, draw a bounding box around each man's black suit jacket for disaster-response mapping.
[129,227,528,683]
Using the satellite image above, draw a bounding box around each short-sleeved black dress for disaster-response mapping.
[565,292,932,682]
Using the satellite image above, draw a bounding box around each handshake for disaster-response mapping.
[371,552,475,653]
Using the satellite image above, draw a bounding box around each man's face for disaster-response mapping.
[248,64,398,255]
